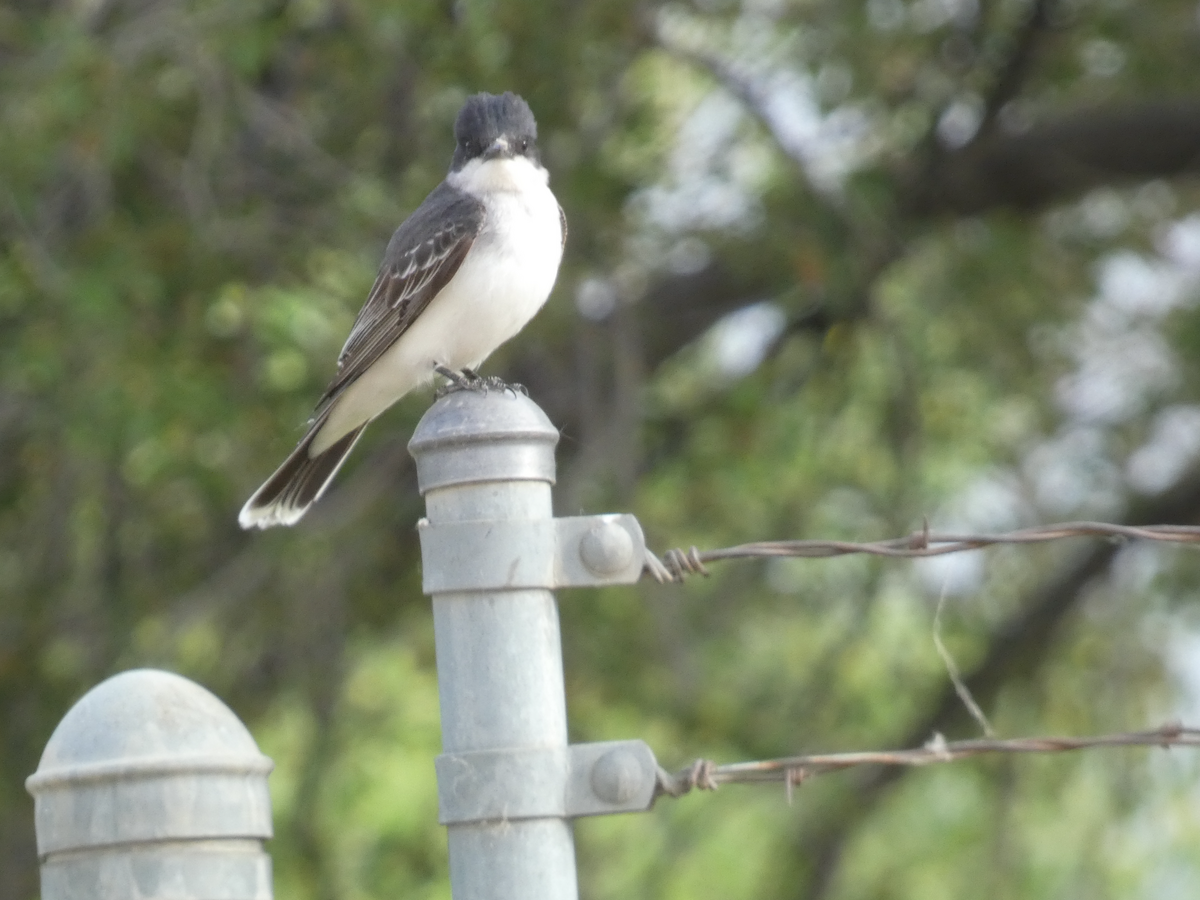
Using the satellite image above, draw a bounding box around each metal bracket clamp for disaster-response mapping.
[418,514,646,593]
[435,740,658,825]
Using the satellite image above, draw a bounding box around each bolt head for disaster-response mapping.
[579,521,634,576]
[590,748,642,804]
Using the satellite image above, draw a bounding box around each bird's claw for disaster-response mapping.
[434,364,526,398]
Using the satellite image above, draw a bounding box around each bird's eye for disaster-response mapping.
[519,138,529,153]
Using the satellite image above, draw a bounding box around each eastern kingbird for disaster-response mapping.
[239,91,566,529]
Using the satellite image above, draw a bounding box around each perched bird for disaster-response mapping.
[239,91,566,529]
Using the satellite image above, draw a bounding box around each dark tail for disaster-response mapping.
[238,417,368,529]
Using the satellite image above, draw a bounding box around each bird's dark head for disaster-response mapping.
[451,92,540,171]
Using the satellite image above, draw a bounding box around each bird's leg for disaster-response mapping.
[434,363,476,397]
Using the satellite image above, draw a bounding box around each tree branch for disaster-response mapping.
[906,99,1200,216]
[978,0,1058,134]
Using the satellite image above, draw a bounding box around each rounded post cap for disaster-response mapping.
[27,669,273,857]
[408,390,559,493]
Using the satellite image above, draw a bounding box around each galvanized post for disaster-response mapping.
[411,390,660,899]
[410,390,578,900]
[26,668,274,900]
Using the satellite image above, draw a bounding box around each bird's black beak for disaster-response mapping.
[483,137,513,160]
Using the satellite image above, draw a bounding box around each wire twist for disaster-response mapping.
[655,759,719,798]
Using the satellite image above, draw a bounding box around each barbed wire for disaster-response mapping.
[642,521,1200,583]
[655,724,1200,800]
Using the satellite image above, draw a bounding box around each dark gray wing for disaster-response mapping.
[315,181,485,408]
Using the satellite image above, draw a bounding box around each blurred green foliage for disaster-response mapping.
[4,0,1200,897]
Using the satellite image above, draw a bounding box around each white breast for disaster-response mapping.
[437,154,564,367]
[312,155,564,453]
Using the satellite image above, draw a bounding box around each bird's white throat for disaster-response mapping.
[448,155,550,197]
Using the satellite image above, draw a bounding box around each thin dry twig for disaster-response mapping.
[655,724,1200,798]
[933,583,995,737]
[644,521,1200,582]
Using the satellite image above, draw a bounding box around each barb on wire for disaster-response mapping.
[643,522,1200,583]
[655,724,1200,799]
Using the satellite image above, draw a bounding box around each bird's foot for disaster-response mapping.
[434,364,526,398]
[463,367,527,396]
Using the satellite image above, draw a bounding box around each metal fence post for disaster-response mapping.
[25,668,274,900]
[410,390,659,900]
[409,390,578,900]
